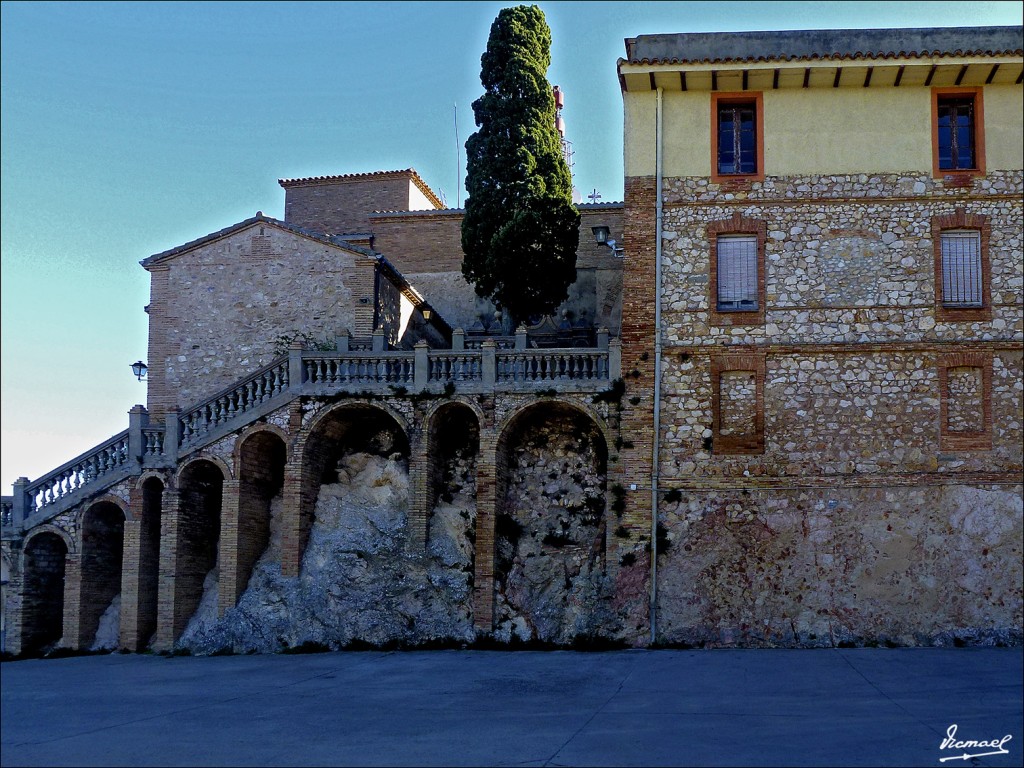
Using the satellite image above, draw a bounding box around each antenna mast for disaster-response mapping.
[454,102,460,208]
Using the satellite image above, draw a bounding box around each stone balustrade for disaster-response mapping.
[2,331,620,534]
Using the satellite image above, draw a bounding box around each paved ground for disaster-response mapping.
[1,648,1021,767]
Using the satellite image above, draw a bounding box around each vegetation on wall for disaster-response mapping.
[461,5,580,327]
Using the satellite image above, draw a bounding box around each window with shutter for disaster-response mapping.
[940,230,983,307]
[716,235,759,311]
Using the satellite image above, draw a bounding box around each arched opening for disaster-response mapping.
[298,405,410,563]
[494,402,609,643]
[22,532,68,654]
[427,403,480,603]
[236,431,287,597]
[80,501,125,649]
[137,477,163,647]
[176,460,223,636]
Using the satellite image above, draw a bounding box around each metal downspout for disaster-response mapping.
[650,87,664,646]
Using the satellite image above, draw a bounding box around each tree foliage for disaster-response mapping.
[461,5,580,326]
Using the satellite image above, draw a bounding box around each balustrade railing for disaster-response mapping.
[7,335,618,530]
[24,431,130,516]
[179,358,289,446]
[496,350,609,382]
[305,353,415,386]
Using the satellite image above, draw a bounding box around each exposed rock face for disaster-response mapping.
[178,450,476,654]
[90,594,121,651]
[493,411,616,644]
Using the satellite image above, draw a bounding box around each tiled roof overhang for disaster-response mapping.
[619,25,1023,92]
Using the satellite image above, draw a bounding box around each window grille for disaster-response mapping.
[937,97,975,171]
[940,230,982,307]
[717,103,757,175]
[717,234,758,310]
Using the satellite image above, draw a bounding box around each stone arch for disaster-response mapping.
[294,402,411,565]
[423,400,481,588]
[77,500,126,649]
[78,493,132,523]
[491,399,611,643]
[227,428,288,606]
[173,458,225,638]
[21,529,69,654]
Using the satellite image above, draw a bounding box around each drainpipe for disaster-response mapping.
[650,87,664,646]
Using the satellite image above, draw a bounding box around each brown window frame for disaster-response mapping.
[931,87,986,179]
[931,209,991,323]
[710,352,766,455]
[708,213,767,326]
[938,352,992,451]
[711,92,765,184]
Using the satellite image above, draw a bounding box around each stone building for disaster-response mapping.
[616,26,1023,646]
[1,25,1021,655]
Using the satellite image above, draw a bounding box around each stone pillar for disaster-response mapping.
[609,338,622,381]
[452,328,465,351]
[163,410,180,465]
[12,477,29,530]
[414,341,429,390]
[288,341,305,394]
[515,325,528,351]
[217,479,242,617]
[62,553,84,650]
[372,329,386,352]
[335,328,351,352]
[472,428,499,634]
[128,405,148,466]
[481,341,496,389]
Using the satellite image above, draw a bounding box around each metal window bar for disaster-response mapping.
[941,230,982,307]
[937,98,975,170]
[717,235,758,310]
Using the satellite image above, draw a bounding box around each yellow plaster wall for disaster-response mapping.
[623,83,1023,177]
[986,85,1024,170]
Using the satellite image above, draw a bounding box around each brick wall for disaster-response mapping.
[283,173,438,235]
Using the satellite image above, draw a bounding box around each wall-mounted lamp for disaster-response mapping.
[131,361,148,381]
[592,225,624,257]
[422,308,432,320]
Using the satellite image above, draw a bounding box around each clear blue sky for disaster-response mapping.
[2,1,1021,494]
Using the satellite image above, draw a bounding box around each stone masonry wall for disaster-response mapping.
[646,168,1023,646]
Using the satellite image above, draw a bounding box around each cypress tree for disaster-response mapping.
[461,5,580,327]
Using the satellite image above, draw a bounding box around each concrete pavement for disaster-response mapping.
[1,648,1021,766]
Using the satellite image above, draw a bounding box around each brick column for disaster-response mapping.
[280,401,307,577]
[408,414,430,551]
[62,553,84,649]
[153,489,181,651]
[3,542,25,655]
[611,175,658,637]
[472,427,498,634]
[119,512,144,651]
[217,479,242,617]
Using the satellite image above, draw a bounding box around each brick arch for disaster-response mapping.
[79,493,131,525]
[136,469,173,491]
[21,528,70,654]
[288,401,411,571]
[76,500,126,649]
[233,422,290,468]
[224,428,289,610]
[24,524,76,555]
[175,453,233,485]
[170,457,225,643]
[496,396,615,453]
[487,398,612,641]
[422,399,482,550]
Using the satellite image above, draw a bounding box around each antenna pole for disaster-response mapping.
[454,102,460,208]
